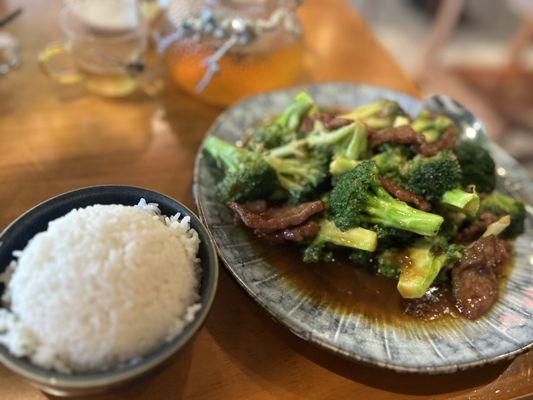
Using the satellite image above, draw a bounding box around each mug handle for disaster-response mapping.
[38,42,82,84]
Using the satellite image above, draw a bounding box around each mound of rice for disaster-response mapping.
[0,199,201,373]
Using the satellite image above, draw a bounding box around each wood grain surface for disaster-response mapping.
[0,0,531,399]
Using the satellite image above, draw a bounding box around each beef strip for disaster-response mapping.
[402,287,455,321]
[259,220,320,243]
[228,200,324,233]
[368,125,423,148]
[299,113,352,133]
[379,176,431,211]
[453,212,500,245]
[451,235,509,319]
[368,125,456,156]
[241,199,268,214]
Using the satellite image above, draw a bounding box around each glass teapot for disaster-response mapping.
[157,0,304,106]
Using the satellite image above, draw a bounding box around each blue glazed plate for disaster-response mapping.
[193,83,532,373]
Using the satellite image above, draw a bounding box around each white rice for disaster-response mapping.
[0,199,201,373]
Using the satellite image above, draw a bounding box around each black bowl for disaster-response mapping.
[0,185,218,396]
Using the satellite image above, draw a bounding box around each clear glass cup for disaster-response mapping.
[0,33,21,75]
[38,0,148,98]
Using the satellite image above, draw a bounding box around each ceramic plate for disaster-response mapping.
[193,83,532,373]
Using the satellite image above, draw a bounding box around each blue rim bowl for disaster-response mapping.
[0,185,219,396]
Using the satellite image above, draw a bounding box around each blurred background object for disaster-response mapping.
[139,0,168,22]
[159,0,304,106]
[351,0,533,175]
[38,0,150,97]
[0,8,22,75]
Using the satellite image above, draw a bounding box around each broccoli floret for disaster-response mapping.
[478,191,526,238]
[412,109,456,142]
[341,99,408,129]
[375,249,402,279]
[371,144,410,182]
[266,151,329,204]
[203,136,279,203]
[278,92,317,130]
[204,135,329,204]
[328,160,444,236]
[405,150,461,201]
[405,150,479,213]
[371,225,416,250]
[303,219,377,263]
[455,141,496,193]
[330,141,411,178]
[303,245,335,264]
[397,238,463,298]
[249,92,316,150]
[349,249,374,265]
[270,122,357,160]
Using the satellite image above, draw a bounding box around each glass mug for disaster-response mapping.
[39,0,148,98]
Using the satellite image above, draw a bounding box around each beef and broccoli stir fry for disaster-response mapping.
[203,92,526,320]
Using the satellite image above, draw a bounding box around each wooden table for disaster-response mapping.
[0,0,531,399]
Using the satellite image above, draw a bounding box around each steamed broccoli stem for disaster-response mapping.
[329,123,367,175]
[393,115,411,127]
[303,220,377,263]
[482,215,511,238]
[330,157,359,176]
[269,123,357,159]
[397,240,463,298]
[318,220,377,251]
[478,191,526,237]
[341,100,407,129]
[276,92,316,130]
[306,123,357,149]
[398,243,446,298]
[364,187,444,236]
[441,188,480,214]
[204,135,245,171]
[341,123,367,160]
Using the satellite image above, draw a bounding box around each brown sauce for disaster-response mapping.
[246,229,515,327]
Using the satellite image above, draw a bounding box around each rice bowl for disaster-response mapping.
[0,198,202,374]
